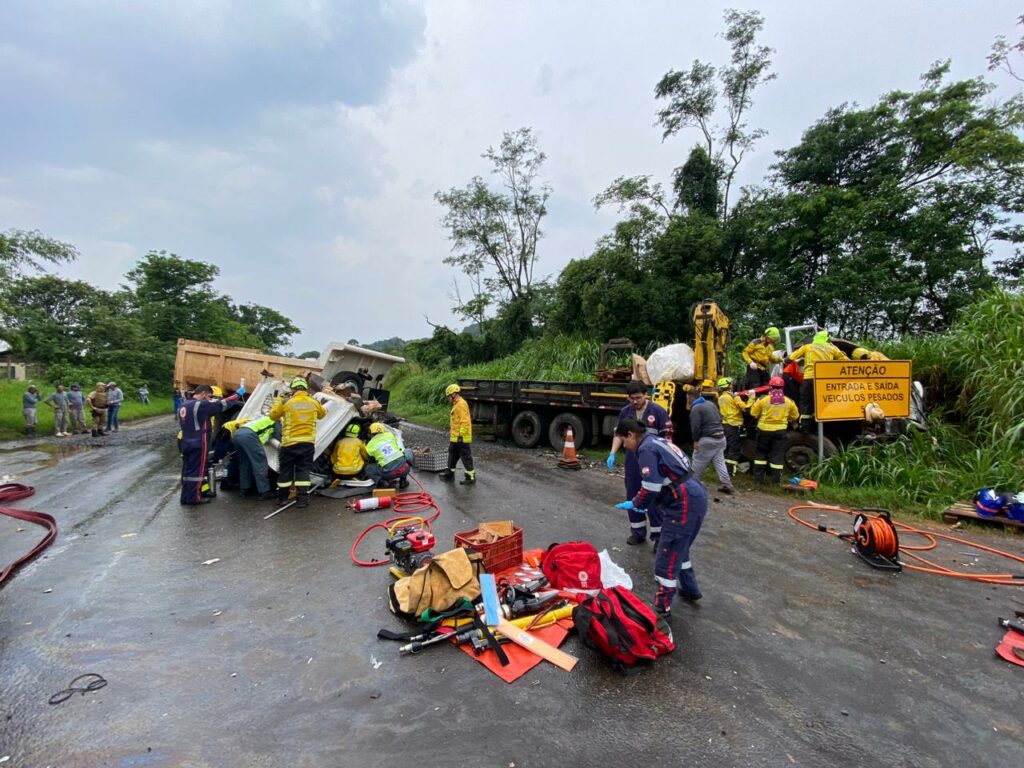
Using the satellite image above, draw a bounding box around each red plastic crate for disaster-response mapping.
[454,526,524,574]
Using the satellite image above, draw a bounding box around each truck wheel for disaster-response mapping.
[784,432,838,474]
[511,410,547,449]
[548,413,589,453]
[330,370,364,395]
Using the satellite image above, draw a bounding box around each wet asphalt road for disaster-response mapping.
[2,418,1024,767]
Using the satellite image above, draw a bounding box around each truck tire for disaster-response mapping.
[548,413,589,453]
[330,370,365,396]
[784,432,838,474]
[511,410,547,449]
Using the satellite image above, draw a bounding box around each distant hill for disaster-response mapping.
[364,337,408,355]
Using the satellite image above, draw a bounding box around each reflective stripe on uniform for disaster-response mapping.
[649,525,661,534]
[294,480,311,487]
[769,463,784,470]
[656,575,677,588]
[679,560,693,570]
[182,476,204,482]
[641,480,662,492]
[630,521,646,530]
[278,480,293,488]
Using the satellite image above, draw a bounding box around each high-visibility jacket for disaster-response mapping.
[718,391,748,427]
[450,397,472,443]
[789,343,848,379]
[239,416,277,444]
[269,391,326,446]
[750,395,799,432]
[852,347,888,361]
[366,431,406,468]
[332,436,368,475]
[742,338,777,370]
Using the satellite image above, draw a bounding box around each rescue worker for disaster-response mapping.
[607,381,672,545]
[742,327,782,389]
[851,346,889,361]
[749,376,799,485]
[86,381,109,437]
[178,383,245,505]
[364,422,413,489]
[717,377,748,475]
[67,383,88,434]
[231,415,278,500]
[687,381,734,494]
[46,384,71,437]
[614,418,707,619]
[787,330,849,430]
[439,384,475,485]
[269,377,326,508]
[106,381,124,431]
[331,422,369,480]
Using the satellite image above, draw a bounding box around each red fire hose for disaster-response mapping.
[1,483,58,586]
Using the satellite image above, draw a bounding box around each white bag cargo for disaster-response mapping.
[645,343,695,384]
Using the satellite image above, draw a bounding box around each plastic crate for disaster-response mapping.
[412,452,448,473]
[454,526,524,574]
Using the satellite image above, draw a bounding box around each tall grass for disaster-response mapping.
[0,380,173,440]
[814,290,1024,516]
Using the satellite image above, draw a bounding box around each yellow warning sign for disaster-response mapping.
[813,360,912,422]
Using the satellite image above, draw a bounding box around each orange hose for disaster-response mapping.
[787,504,1024,586]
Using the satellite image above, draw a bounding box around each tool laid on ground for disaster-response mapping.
[384,518,435,578]
[48,673,108,705]
[788,504,1024,585]
[350,475,443,567]
[264,479,326,520]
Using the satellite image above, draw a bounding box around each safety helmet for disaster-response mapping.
[852,348,868,360]
[291,377,308,390]
[813,330,829,345]
[716,377,732,389]
[210,385,223,397]
[764,327,780,340]
[369,422,387,435]
[769,376,785,388]
[701,379,715,389]
[444,384,460,397]
[345,423,361,437]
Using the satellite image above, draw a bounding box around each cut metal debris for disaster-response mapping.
[201,558,220,566]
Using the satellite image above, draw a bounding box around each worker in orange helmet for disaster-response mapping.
[749,376,799,485]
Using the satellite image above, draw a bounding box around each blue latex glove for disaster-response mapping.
[606,452,616,470]
[236,386,246,396]
[615,500,634,511]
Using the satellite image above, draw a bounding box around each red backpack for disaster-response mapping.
[572,586,675,674]
[541,541,602,591]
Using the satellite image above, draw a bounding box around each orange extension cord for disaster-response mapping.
[788,504,1024,586]
[350,474,442,567]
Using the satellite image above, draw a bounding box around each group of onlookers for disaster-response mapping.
[20,381,149,437]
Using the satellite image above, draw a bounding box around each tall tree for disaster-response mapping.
[655,8,775,220]
[435,127,550,318]
[0,229,78,282]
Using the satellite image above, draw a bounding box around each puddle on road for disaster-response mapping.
[0,441,89,482]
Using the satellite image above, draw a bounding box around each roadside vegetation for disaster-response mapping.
[0,379,172,440]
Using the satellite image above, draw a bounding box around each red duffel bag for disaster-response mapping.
[541,541,602,591]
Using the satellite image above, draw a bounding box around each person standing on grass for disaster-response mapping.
[46,384,71,437]
[138,383,150,404]
[22,385,40,437]
[687,381,735,495]
[106,381,124,431]
[67,383,88,434]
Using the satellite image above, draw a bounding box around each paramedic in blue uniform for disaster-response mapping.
[614,418,708,619]
[178,383,244,505]
[607,381,672,544]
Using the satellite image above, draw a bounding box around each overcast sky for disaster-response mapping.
[1,1,1019,353]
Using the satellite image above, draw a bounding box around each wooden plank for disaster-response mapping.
[941,502,1024,532]
[495,618,578,672]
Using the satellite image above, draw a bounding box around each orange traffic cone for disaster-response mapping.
[558,426,582,471]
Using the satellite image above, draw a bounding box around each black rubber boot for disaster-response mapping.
[459,473,476,486]
[626,533,646,545]
[438,469,455,482]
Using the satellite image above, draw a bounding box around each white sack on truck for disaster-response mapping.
[645,343,695,385]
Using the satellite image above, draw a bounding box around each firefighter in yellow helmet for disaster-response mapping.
[364,421,413,489]
[787,330,849,430]
[439,383,475,485]
[851,346,889,361]
[269,376,326,507]
[742,327,782,389]
[331,422,369,480]
[750,376,799,485]
[716,377,749,475]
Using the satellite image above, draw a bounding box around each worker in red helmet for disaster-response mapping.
[749,376,799,484]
